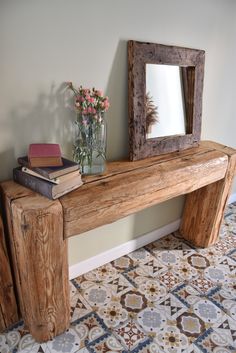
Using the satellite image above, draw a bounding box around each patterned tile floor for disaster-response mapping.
[1,203,236,353]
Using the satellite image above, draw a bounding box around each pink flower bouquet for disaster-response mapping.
[67,82,109,175]
[67,82,110,116]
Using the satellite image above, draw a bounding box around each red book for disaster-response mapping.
[28,143,63,167]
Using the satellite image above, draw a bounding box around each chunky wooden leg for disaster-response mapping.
[10,195,70,342]
[1,181,70,342]
[0,213,19,331]
[180,141,236,247]
[1,182,34,324]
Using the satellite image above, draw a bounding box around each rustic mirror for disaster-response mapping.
[128,40,205,160]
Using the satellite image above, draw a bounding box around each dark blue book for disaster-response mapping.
[13,167,83,200]
[17,156,79,180]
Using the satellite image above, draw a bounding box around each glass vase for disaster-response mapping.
[73,113,106,175]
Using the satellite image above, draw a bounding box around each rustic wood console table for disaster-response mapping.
[1,140,236,342]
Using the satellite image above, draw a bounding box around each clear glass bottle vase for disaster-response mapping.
[73,113,106,175]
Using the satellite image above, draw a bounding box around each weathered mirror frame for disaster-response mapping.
[128,40,205,160]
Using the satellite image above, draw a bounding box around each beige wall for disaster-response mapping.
[1,0,236,266]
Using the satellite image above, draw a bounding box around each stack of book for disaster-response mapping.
[13,144,83,200]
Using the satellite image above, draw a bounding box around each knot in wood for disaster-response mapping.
[21,222,30,233]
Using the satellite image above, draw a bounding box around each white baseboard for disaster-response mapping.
[228,192,236,204]
[69,192,236,280]
[69,219,181,279]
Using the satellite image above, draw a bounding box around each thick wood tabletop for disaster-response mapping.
[60,141,229,237]
[1,141,235,240]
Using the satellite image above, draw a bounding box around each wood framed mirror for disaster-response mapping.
[128,40,205,160]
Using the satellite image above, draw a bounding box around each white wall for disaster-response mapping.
[1,0,236,265]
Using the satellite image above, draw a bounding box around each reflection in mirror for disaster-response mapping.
[146,64,186,139]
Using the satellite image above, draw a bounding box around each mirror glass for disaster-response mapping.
[146,64,186,139]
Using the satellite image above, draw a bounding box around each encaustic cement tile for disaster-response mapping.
[113,319,148,351]
[213,314,236,348]
[120,290,148,314]
[138,278,167,302]
[105,273,135,297]
[86,332,125,352]
[176,311,206,342]
[204,265,231,286]
[44,328,82,353]
[172,260,199,281]
[0,321,37,353]
[157,269,183,291]
[214,239,234,255]
[154,325,189,353]
[97,301,129,328]
[127,247,155,265]
[190,273,217,295]
[137,306,167,334]
[71,311,109,350]
[111,255,135,272]
[227,249,236,263]
[70,291,92,323]
[156,250,181,267]
[136,258,168,278]
[171,283,201,308]
[194,327,236,353]
[1,331,50,353]
[83,263,118,283]
[122,264,166,290]
[154,293,189,321]
[146,233,190,251]
[217,256,236,275]
[205,286,236,318]
[80,282,112,310]
[192,298,224,325]
[195,246,223,262]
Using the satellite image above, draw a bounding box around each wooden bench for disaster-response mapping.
[1,140,236,342]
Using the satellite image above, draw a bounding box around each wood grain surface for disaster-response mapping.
[8,194,70,342]
[0,214,19,331]
[180,141,236,247]
[61,145,228,238]
[83,143,215,183]
[0,181,34,322]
